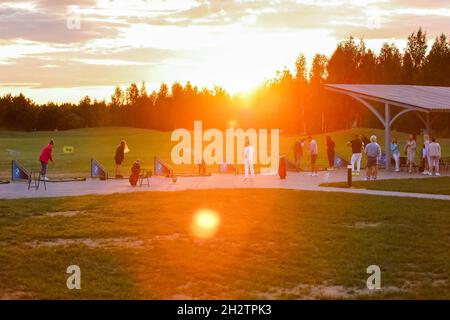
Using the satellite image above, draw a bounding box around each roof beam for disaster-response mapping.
[325,85,432,112]
[346,93,385,127]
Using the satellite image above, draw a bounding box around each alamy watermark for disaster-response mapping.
[66,5,81,30]
[66,265,81,290]
[366,265,381,290]
[171,121,280,174]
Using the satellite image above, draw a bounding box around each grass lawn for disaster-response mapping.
[1,127,449,179]
[321,177,450,195]
[0,189,449,299]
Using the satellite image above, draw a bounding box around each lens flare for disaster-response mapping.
[191,209,220,239]
[227,119,238,128]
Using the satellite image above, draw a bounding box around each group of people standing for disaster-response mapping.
[36,133,443,181]
[292,132,443,179]
[346,134,381,180]
[293,136,320,176]
[293,134,371,177]
[392,134,442,175]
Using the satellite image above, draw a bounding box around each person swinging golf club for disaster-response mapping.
[39,139,54,181]
[115,140,129,178]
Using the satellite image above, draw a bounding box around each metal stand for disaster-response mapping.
[28,172,46,191]
[139,170,151,187]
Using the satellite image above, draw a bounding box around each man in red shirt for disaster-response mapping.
[39,139,54,180]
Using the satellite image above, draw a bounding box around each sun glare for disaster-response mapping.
[191,209,221,239]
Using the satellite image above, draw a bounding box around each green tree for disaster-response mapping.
[140,82,148,98]
[402,52,414,84]
[309,54,328,86]
[111,86,125,107]
[377,42,402,83]
[327,36,360,83]
[126,83,140,106]
[423,34,450,85]
[295,54,308,83]
[405,28,428,82]
[358,49,377,83]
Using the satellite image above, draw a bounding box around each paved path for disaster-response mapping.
[1,170,449,200]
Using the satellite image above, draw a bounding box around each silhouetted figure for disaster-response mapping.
[115,140,127,178]
[326,136,335,170]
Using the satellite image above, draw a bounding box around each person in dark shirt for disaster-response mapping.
[293,139,304,170]
[347,135,364,176]
[326,136,335,170]
[361,135,371,146]
[115,140,127,178]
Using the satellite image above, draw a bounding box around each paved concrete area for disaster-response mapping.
[1,170,449,200]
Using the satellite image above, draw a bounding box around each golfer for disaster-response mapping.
[326,136,335,170]
[391,137,400,172]
[428,138,441,176]
[293,139,304,170]
[347,135,363,176]
[364,135,381,181]
[115,140,128,178]
[405,134,417,173]
[39,139,54,180]
[308,136,318,176]
[243,140,255,177]
[422,134,431,175]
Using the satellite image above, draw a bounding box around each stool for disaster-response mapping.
[28,172,46,191]
[139,170,152,187]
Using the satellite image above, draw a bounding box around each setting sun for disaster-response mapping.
[191,209,221,239]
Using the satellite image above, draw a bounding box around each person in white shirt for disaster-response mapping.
[422,134,431,175]
[428,138,442,176]
[244,141,255,177]
[308,136,318,176]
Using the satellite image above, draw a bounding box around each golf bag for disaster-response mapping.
[129,161,141,186]
[279,156,287,179]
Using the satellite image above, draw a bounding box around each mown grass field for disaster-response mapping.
[322,177,450,195]
[1,127,449,179]
[0,189,449,299]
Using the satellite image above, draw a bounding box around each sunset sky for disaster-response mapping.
[0,0,449,103]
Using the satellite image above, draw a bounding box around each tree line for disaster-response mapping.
[1,28,449,134]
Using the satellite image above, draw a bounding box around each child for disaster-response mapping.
[428,138,441,176]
